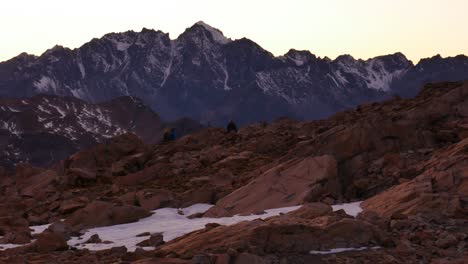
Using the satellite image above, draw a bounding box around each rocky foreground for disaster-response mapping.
[0,81,468,263]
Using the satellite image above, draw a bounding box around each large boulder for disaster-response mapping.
[63,133,147,185]
[16,169,57,198]
[0,216,31,244]
[136,189,177,211]
[362,138,468,218]
[136,233,165,247]
[159,209,384,258]
[34,232,68,253]
[65,200,152,230]
[204,155,338,217]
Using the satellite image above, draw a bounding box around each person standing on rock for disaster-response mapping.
[169,128,176,140]
[163,128,176,142]
[226,120,238,133]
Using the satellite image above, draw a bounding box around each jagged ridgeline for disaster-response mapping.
[1,22,468,125]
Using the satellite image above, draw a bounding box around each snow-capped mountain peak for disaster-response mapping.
[193,21,232,44]
[1,23,468,126]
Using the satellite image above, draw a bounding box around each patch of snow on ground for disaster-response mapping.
[332,201,362,217]
[0,202,364,252]
[310,246,381,255]
[68,204,301,252]
[0,243,26,250]
[31,224,51,235]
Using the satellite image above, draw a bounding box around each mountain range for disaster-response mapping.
[1,21,468,125]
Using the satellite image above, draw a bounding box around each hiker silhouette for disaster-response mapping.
[226,120,238,133]
[163,128,176,142]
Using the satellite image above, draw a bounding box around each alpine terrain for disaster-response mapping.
[0,95,202,168]
[0,81,467,263]
[1,22,468,125]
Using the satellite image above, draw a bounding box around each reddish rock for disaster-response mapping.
[232,253,265,264]
[132,258,190,264]
[136,189,176,211]
[35,232,68,253]
[84,234,102,244]
[159,211,384,258]
[115,164,162,186]
[65,200,152,230]
[205,155,338,217]
[0,216,31,244]
[18,169,57,198]
[111,153,147,176]
[362,138,468,218]
[287,203,333,219]
[119,191,137,205]
[59,196,89,214]
[435,233,458,249]
[136,233,164,247]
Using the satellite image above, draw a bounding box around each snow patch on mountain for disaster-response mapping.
[49,104,66,118]
[337,58,407,91]
[364,59,406,91]
[195,21,232,44]
[34,76,57,93]
[77,61,86,79]
[160,42,175,87]
[334,70,349,85]
[286,51,310,66]
[107,36,133,51]
[7,107,20,113]
[37,105,52,115]
[0,121,21,136]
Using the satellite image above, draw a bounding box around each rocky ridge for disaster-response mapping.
[0,81,467,263]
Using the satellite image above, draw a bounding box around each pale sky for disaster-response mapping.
[1,0,467,63]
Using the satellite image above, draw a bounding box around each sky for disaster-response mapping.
[1,0,467,63]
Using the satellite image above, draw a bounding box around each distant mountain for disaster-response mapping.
[1,21,468,125]
[0,95,202,168]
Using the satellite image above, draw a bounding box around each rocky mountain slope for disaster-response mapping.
[1,22,468,125]
[0,81,467,263]
[0,95,202,168]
